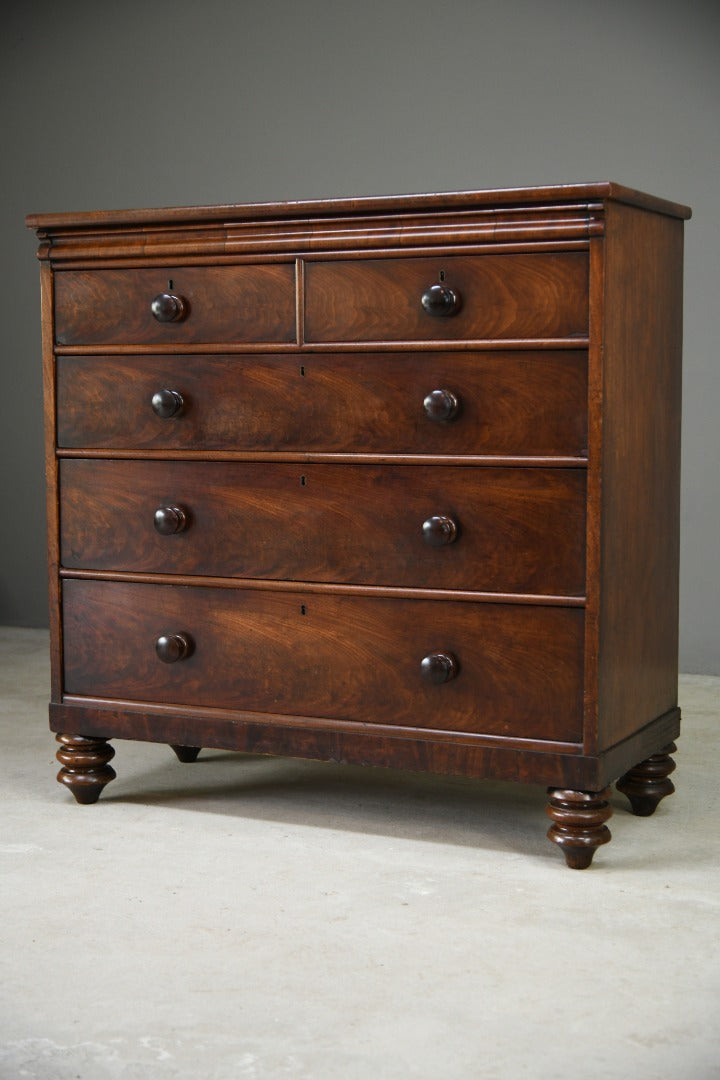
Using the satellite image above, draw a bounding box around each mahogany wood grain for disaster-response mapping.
[28,184,689,864]
[54,338,589,354]
[54,264,296,345]
[305,253,588,342]
[56,350,588,456]
[61,570,584,608]
[48,700,680,792]
[39,235,596,268]
[26,181,690,231]
[62,579,585,742]
[40,261,63,702]
[581,235,605,755]
[595,204,684,748]
[60,459,586,594]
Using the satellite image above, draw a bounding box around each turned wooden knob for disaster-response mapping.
[421,283,461,317]
[151,388,184,418]
[155,633,193,663]
[422,515,458,547]
[154,506,188,535]
[423,389,460,423]
[151,291,188,322]
[420,652,459,684]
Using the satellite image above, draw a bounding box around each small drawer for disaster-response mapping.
[56,350,588,457]
[304,253,588,342]
[54,264,296,345]
[62,579,584,743]
[60,460,586,595]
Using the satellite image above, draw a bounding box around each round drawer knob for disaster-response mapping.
[155,633,193,663]
[422,515,458,547]
[423,388,460,423]
[420,652,459,684]
[151,292,188,323]
[421,283,461,317]
[151,388,184,419]
[154,506,188,535]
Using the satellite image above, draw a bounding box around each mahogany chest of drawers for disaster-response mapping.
[27,183,691,867]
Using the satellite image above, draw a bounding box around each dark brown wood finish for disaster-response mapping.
[56,350,588,456]
[304,253,588,342]
[595,203,684,748]
[26,181,690,231]
[61,578,585,742]
[54,264,296,345]
[59,459,586,594]
[28,184,690,867]
[546,787,612,869]
[40,261,63,702]
[55,733,116,803]
[170,744,202,763]
[616,742,677,816]
[48,700,680,793]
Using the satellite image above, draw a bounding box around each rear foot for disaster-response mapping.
[617,742,677,816]
[170,745,202,763]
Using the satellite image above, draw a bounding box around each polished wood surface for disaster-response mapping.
[595,204,684,749]
[28,183,689,866]
[616,742,677,816]
[55,733,116,804]
[26,181,691,231]
[55,264,296,345]
[62,578,585,742]
[48,700,680,794]
[546,787,612,869]
[59,459,586,594]
[304,253,588,341]
[56,350,588,456]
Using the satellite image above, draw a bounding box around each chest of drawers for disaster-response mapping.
[27,183,691,868]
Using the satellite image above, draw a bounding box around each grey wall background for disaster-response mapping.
[2,0,718,672]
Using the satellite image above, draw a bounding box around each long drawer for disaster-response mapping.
[60,460,586,595]
[62,579,585,742]
[304,253,588,342]
[54,264,296,345]
[56,351,588,456]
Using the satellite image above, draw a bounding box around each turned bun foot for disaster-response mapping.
[170,744,202,763]
[546,787,612,869]
[56,734,116,804]
[617,742,677,816]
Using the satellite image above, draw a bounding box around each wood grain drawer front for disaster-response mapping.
[62,579,584,742]
[54,265,296,345]
[56,351,587,456]
[304,253,588,342]
[60,460,586,595]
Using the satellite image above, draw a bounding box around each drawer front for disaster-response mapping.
[62,579,584,742]
[60,460,586,595]
[54,265,296,345]
[56,351,588,457]
[304,253,588,342]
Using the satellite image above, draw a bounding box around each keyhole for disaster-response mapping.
[168,279,174,290]
[439,269,445,282]
[300,475,307,486]
[300,365,306,377]
[300,605,307,616]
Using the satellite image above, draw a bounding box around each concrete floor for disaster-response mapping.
[1,626,718,1080]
